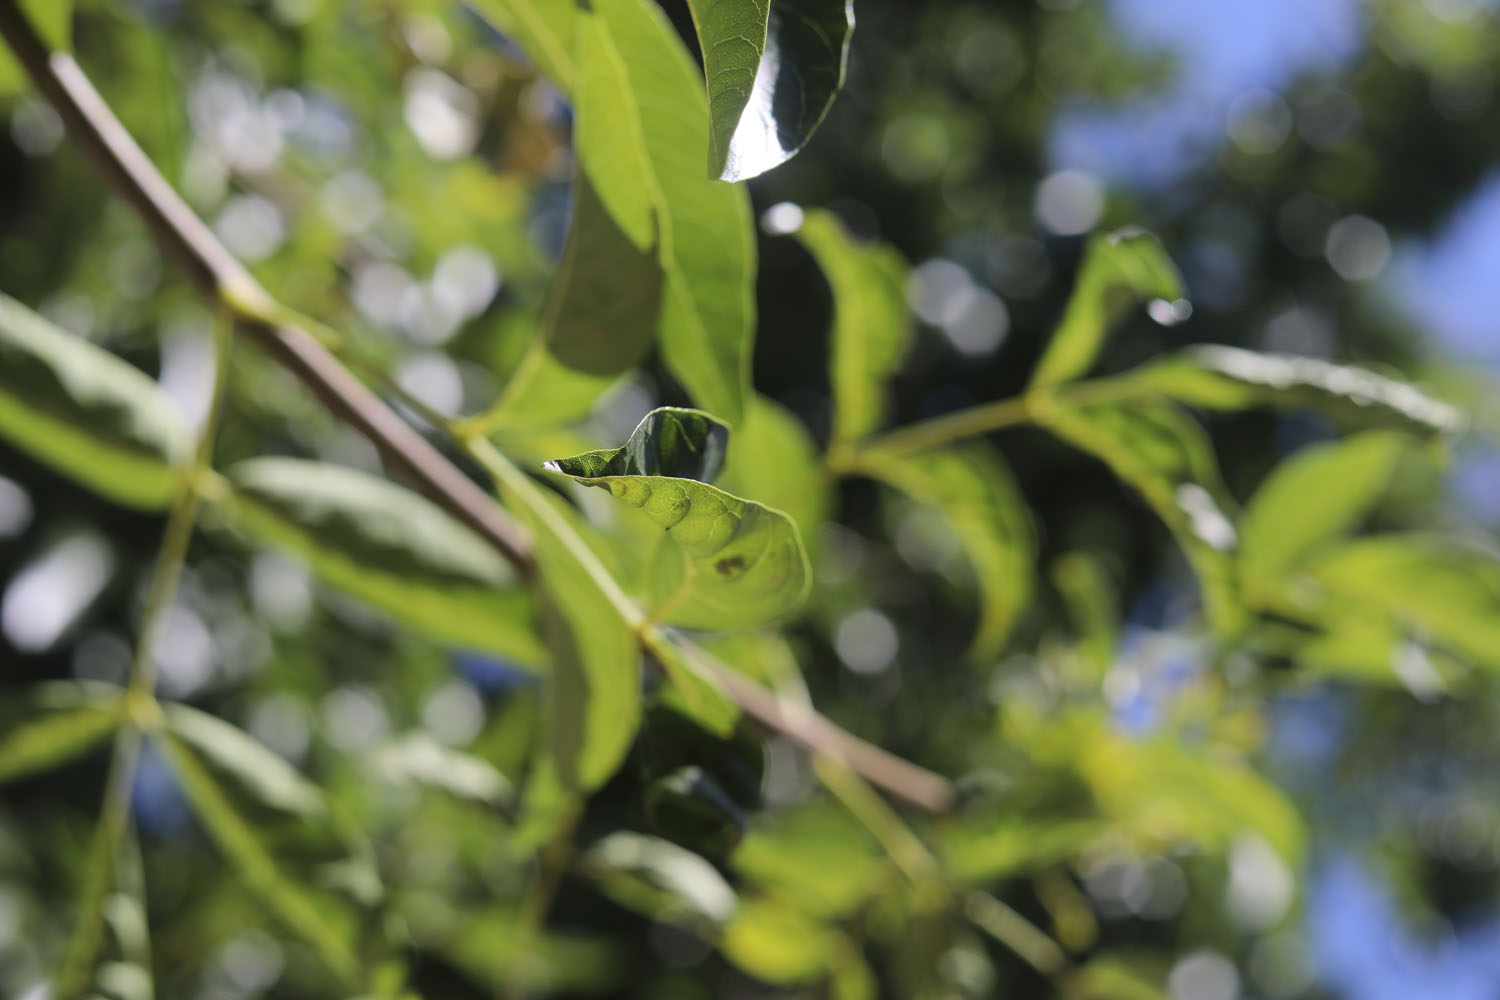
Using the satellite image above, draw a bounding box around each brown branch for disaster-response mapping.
[0,3,535,574]
[0,1,958,813]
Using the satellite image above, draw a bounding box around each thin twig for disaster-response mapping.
[0,0,957,815]
[0,1,534,574]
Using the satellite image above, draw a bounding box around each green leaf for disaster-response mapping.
[582,830,738,931]
[1051,551,1120,677]
[581,0,757,423]
[941,817,1104,885]
[645,764,747,855]
[224,458,545,667]
[732,802,886,917]
[475,0,758,423]
[1031,229,1185,389]
[790,209,911,447]
[1309,536,1500,672]
[686,0,854,181]
[1239,432,1406,595]
[721,895,835,985]
[156,730,360,983]
[715,395,830,569]
[1065,954,1170,1000]
[368,732,513,806]
[855,444,1035,658]
[1131,345,1463,436]
[544,406,729,482]
[161,703,326,818]
[544,409,811,629]
[0,697,121,785]
[0,291,189,509]
[1042,401,1240,632]
[0,1,70,96]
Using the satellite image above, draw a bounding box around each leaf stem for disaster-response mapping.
[56,311,233,997]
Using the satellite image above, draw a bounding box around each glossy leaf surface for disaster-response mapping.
[1133,345,1462,436]
[0,292,188,509]
[688,0,854,181]
[1031,229,1184,388]
[225,458,545,667]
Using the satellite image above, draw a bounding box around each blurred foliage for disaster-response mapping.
[1,1,1499,999]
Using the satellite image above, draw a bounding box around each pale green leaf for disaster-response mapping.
[368,732,513,805]
[1239,432,1406,594]
[475,0,758,423]
[583,830,738,930]
[1309,536,1500,672]
[1031,229,1184,389]
[732,802,886,918]
[687,0,854,181]
[716,395,830,571]
[224,458,546,667]
[1066,954,1170,1000]
[855,443,1035,658]
[161,703,326,818]
[156,731,359,982]
[0,1,71,96]
[579,0,757,424]
[1042,401,1240,632]
[0,291,188,509]
[544,409,811,629]
[941,817,1104,885]
[791,209,911,446]
[721,895,834,985]
[0,698,120,785]
[1132,345,1463,437]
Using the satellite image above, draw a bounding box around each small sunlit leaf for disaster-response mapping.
[721,895,834,985]
[1132,345,1463,437]
[1066,954,1170,1000]
[1239,432,1406,595]
[1031,229,1184,389]
[1042,401,1240,632]
[1309,536,1500,672]
[0,291,189,509]
[716,395,830,569]
[790,209,911,447]
[544,408,811,629]
[732,802,886,917]
[225,458,546,667]
[583,830,738,930]
[855,443,1034,658]
[688,0,854,181]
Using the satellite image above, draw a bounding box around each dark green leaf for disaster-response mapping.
[645,764,747,855]
[1042,401,1240,632]
[790,209,911,447]
[1031,229,1184,389]
[1131,345,1463,436]
[0,291,189,509]
[225,458,546,667]
[543,406,729,482]
[856,443,1034,658]
[544,410,811,629]
[687,0,854,181]
[1239,432,1406,595]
